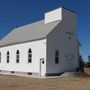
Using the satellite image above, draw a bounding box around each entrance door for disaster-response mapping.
[40,58,45,76]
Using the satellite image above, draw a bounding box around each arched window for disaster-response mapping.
[0,52,1,63]
[16,50,20,63]
[7,51,10,63]
[28,49,32,63]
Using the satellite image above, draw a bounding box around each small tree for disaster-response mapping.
[79,55,85,72]
[88,56,90,62]
[85,55,90,68]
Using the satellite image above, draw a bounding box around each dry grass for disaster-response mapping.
[0,74,90,90]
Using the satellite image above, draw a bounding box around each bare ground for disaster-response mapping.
[0,75,90,90]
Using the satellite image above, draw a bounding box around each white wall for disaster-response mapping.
[0,39,46,75]
[46,8,79,74]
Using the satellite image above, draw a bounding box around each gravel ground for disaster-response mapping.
[0,75,90,90]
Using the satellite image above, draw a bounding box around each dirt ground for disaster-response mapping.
[0,75,90,90]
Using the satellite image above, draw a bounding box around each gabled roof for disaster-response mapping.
[0,20,60,47]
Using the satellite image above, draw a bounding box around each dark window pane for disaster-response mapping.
[17,55,19,58]
[28,54,32,58]
[28,59,32,63]
[16,50,19,54]
[55,57,59,64]
[7,51,9,55]
[16,59,19,63]
[7,60,9,63]
[7,56,9,58]
[28,49,32,53]
[7,57,9,63]
[55,51,59,56]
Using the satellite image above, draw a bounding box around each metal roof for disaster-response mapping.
[0,20,60,47]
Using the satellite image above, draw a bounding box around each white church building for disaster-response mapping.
[0,7,79,77]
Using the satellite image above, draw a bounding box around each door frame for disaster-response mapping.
[40,58,44,76]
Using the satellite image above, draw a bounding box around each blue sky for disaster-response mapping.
[0,0,90,60]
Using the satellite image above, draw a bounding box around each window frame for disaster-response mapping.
[7,51,10,63]
[55,50,59,64]
[0,52,1,63]
[16,50,20,63]
[28,48,32,63]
